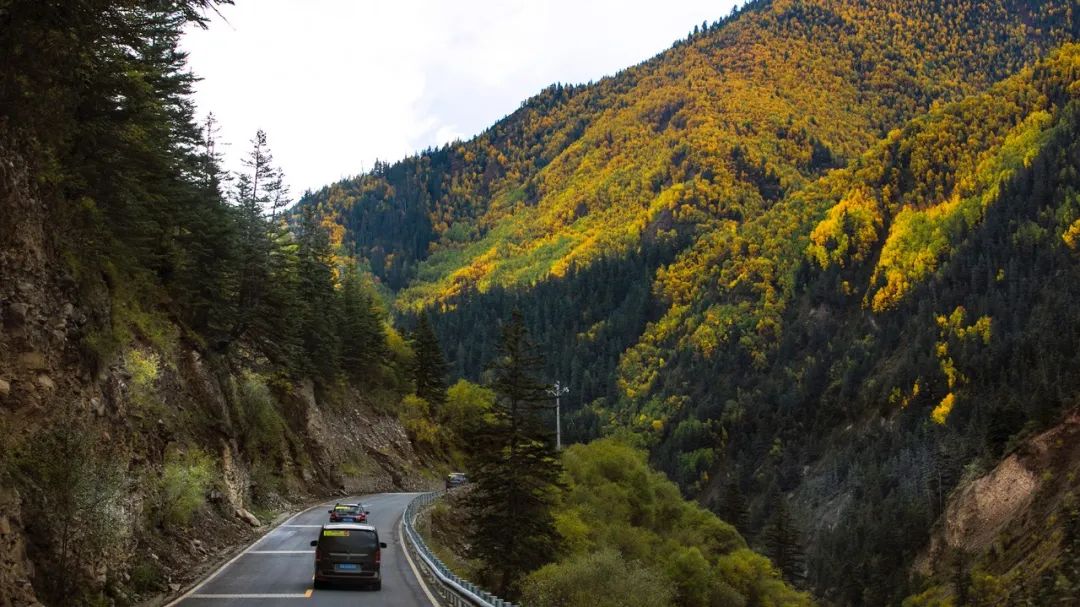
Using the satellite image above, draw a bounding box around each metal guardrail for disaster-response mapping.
[402,491,519,607]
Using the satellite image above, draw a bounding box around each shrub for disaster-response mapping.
[522,548,675,607]
[400,394,441,449]
[236,371,287,461]
[126,349,161,410]
[13,419,129,602]
[159,448,215,526]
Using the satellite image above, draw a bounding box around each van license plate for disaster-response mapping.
[336,563,359,571]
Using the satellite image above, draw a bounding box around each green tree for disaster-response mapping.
[227,130,299,363]
[522,548,675,607]
[466,310,561,598]
[339,264,387,379]
[411,313,448,406]
[14,420,128,602]
[295,204,340,378]
[718,478,750,535]
[764,498,807,586]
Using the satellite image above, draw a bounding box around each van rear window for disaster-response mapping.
[320,529,377,551]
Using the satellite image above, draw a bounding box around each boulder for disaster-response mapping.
[6,302,29,326]
[35,375,54,391]
[0,379,9,398]
[17,352,46,371]
[235,508,261,528]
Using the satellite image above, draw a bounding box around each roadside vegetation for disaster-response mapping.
[419,313,811,605]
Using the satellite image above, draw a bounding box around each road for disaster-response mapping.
[170,492,437,607]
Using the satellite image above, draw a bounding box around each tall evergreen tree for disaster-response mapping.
[718,478,750,535]
[764,498,807,586]
[295,204,340,378]
[412,313,448,406]
[339,264,387,380]
[466,310,561,598]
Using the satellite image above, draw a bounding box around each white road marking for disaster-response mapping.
[280,524,323,528]
[399,515,439,607]
[184,593,310,599]
[166,502,335,606]
[247,550,315,554]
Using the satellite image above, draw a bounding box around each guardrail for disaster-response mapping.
[402,491,519,607]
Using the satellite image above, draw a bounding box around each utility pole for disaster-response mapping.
[547,381,569,450]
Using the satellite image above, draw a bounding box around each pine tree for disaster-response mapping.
[466,310,561,598]
[719,478,750,535]
[339,264,387,380]
[764,498,806,585]
[412,313,448,406]
[227,130,299,364]
[295,204,340,378]
[952,551,971,606]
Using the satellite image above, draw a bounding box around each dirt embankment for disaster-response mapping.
[915,409,1080,578]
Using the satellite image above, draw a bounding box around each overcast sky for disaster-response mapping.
[181,0,738,196]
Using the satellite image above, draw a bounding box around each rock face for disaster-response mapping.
[915,409,1080,577]
[0,489,42,607]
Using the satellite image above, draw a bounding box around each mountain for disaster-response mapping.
[302,0,1080,602]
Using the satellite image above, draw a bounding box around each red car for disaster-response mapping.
[328,503,368,523]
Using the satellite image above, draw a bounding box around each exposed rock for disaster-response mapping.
[0,488,39,606]
[0,378,9,398]
[35,375,54,391]
[90,397,105,416]
[6,302,29,326]
[17,351,46,371]
[235,508,261,528]
[915,409,1080,577]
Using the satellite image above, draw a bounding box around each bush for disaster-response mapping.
[159,448,215,526]
[13,419,129,602]
[236,371,287,461]
[400,394,441,449]
[547,439,813,607]
[126,349,161,411]
[522,548,675,607]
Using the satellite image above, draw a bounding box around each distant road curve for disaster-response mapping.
[169,492,438,607]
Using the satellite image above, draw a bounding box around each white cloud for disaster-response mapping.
[181,0,737,196]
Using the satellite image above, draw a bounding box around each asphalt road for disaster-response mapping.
[170,493,437,607]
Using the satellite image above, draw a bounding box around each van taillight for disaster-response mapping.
[314,548,322,563]
[374,548,381,565]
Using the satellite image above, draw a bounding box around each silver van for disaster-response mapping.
[310,523,387,590]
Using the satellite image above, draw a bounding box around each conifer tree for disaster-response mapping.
[412,313,448,406]
[466,310,561,598]
[764,499,806,585]
[339,265,387,379]
[719,478,750,535]
[295,204,340,378]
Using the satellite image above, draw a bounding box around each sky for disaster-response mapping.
[181,0,739,197]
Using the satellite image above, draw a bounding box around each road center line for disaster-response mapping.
[247,550,315,554]
[280,524,323,528]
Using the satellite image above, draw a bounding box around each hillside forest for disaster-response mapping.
[298,0,1080,604]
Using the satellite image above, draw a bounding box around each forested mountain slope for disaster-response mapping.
[304,0,1075,302]
[302,0,1080,603]
[302,0,1077,419]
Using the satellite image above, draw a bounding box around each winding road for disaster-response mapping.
[170,493,438,606]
